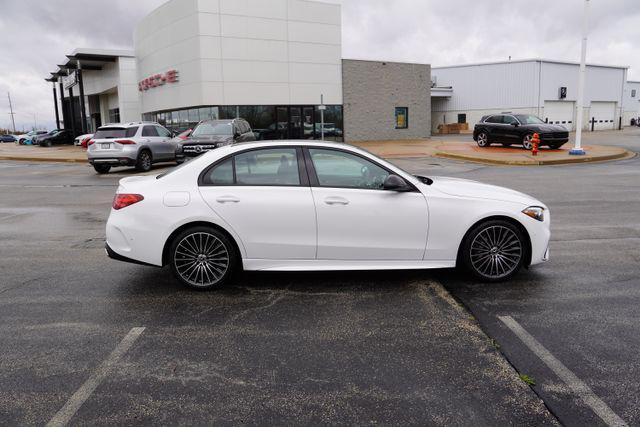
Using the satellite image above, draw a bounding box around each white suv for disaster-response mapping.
[87,122,176,174]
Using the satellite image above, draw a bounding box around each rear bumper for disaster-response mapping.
[89,158,137,166]
[105,243,158,267]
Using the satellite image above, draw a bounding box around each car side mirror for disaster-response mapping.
[512,122,519,127]
[383,174,412,192]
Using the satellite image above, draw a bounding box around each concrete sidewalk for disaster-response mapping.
[0,144,87,163]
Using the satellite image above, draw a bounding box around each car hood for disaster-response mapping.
[526,123,568,132]
[182,135,233,145]
[429,176,543,206]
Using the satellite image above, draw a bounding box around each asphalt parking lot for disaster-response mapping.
[1,130,639,425]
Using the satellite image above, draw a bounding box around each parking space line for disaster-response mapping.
[498,316,627,427]
[46,327,145,427]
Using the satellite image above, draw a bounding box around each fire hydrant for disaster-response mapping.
[531,133,540,156]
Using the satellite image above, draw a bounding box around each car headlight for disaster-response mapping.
[522,206,545,222]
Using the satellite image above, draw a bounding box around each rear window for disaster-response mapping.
[94,127,138,139]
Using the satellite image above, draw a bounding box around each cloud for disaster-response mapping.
[1,0,638,132]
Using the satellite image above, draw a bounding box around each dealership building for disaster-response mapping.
[46,0,431,142]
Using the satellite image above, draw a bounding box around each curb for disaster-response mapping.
[0,155,87,164]
[434,149,635,166]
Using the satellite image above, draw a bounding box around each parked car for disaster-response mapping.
[473,114,569,150]
[0,134,17,143]
[74,133,94,148]
[175,118,255,163]
[37,129,74,147]
[105,140,551,289]
[87,122,176,174]
[17,130,47,145]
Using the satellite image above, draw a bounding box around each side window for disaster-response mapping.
[126,127,139,138]
[503,116,518,125]
[156,126,172,138]
[309,149,390,190]
[485,115,503,124]
[235,148,299,186]
[142,126,158,137]
[206,158,234,185]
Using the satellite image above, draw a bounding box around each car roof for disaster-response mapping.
[98,122,160,129]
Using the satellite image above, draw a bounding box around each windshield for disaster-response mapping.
[192,122,233,137]
[515,114,545,125]
[94,127,137,139]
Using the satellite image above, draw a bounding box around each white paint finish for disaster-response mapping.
[106,141,550,272]
[312,187,428,260]
[543,101,575,131]
[499,316,628,427]
[135,0,343,112]
[622,81,640,125]
[244,259,456,271]
[199,187,317,259]
[46,327,146,427]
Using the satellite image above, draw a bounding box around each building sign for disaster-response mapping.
[395,107,408,129]
[62,71,78,90]
[559,86,567,99]
[138,70,179,92]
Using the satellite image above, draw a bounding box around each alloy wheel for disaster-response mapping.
[173,232,230,288]
[522,134,533,150]
[477,133,489,147]
[469,225,522,280]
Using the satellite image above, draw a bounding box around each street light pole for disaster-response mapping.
[571,0,590,155]
[7,92,16,133]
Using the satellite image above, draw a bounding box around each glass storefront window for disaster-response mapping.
[315,105,343,141]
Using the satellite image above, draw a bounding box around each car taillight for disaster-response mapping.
[115,139,137,145]
[112,194,144,210]
[87,139,95,146]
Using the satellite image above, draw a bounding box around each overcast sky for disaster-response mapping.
[1,0,638,132]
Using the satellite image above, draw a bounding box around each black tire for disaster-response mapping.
[522,134,534,150]
[461,219,526,282]
[169,226,238,290]
[476,131,490,147]
[135,150,152,172]
[93,164,111,174]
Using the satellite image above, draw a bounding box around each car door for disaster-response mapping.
[198,146,317,260]
[305,147,429,260]
[484,115,506,142]
[154,125,175,160]
[502,115,522,144]
[141,125,161,158]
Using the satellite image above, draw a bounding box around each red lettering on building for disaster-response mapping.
[138,70,180,92]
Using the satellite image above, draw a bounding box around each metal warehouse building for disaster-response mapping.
[623,81,640,125]
[431,59,629,133]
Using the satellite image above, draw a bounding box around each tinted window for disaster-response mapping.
[485,116,503,124]
[309,149,390,190]
[514,114,545,125]
[156,126,171,137]
[503,116,519,125]
[142,126,159,137]
[235,148,299,186]
[192,121,233,137]
[207,158,234,185]
[94,128,128,139]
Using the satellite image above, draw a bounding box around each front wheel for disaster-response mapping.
[461,220,526,282]
[476,132,490,147]
[169,227,237,290]
[93,164,111,174]
[522,134,534,150]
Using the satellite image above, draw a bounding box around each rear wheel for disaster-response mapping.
[476,132,490,147]
[93,164,111,174]
[169,226,237,290]
[522,134,534,150]
[135,150,152,172]
[461,220,526,282]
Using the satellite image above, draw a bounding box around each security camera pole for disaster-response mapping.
[571,0,590,155]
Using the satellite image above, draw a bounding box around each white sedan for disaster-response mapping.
[105,141,550,289]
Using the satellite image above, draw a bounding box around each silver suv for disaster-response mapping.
[87,122,176,174]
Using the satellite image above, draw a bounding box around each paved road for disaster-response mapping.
[1,129,638,425]
[397,133,640,426]
[0,162,553,425]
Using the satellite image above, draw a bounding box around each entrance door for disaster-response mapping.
[302,107,315,139]
[289,107,302,139]
[276,107,288,139]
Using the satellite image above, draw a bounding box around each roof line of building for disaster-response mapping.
[342,57,430,66]
[433,58,629,70]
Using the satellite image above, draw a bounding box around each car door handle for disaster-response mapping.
[216,196,240,204]
[324,196,349,206]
